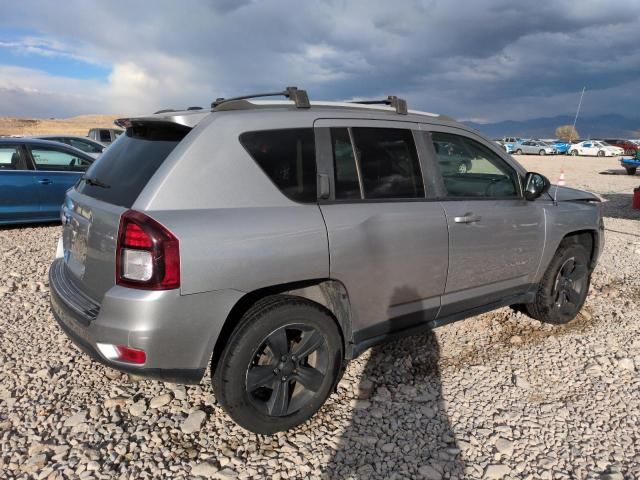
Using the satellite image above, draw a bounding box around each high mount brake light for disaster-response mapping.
[116,210,180,290]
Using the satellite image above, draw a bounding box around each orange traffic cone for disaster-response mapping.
[557,168,566,186]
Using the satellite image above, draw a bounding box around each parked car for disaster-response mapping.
[621,149,640,175]
[514,140,556,155]
[49,88,603,434]
[493,139,513,154]
[500,137,523,153]
[0,138,94,225]
[568,141,624,157]
[34,135,106,158]
[602,138,638,156]
[550,139,571,154]
[87,128,123,145]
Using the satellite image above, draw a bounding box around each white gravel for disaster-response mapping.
[1,155,639,479]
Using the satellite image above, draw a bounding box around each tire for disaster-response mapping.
[626,167,637,175]
[516,149,523,155]
[570,150,578,156]
[457,162,468,174]
[524,243,591,324]
[212,295,343,434]
[597,150,605,157]
[539,149,546,156]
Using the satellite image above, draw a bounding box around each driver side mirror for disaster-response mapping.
[524,172,551,201]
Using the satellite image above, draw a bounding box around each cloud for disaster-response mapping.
[0,0,638,120]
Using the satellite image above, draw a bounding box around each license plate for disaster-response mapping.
[63,217,88,279]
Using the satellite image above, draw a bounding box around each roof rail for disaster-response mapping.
[153,109,176,114]
[211,86,310,110]
[350,96,408,115]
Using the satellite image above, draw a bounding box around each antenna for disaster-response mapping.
[572,86,585,136]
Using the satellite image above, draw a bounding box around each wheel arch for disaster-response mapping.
[559,229,599,270]
[210,279,354,374]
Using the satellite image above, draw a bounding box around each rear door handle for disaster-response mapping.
[38,179,52,185]
[454,214,481,224]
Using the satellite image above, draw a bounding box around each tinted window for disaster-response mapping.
[331,128,361,199]
[0,146,24,170]
[99,130,111,142]
[69,138,103,154]
[30,148,92,172]
[351,127,424,199]
[240,128,317,203]
[77,123,189,208]
[431,132,518,198]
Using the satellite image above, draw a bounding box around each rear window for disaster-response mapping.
[239,128,317,203]
[76,123,189,208]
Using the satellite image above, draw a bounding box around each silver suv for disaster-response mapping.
[49,87,603,433]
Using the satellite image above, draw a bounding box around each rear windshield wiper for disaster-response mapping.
[81,175,111,188]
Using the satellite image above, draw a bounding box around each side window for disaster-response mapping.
[351,127,424,199]
[0,146,25,170]
[69,138,102,154]
[30,148,92,172]
[99,130,111,142]
[239,128,317,203]
[430,132,519,198]
[330,128,361,199]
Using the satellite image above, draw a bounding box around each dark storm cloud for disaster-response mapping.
[0,0,638,120]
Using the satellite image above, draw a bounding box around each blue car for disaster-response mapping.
[0,138,94,225]
[550,139,571,154]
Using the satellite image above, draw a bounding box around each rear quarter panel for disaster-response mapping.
[135,112,329,295]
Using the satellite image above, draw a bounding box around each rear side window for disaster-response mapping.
[240,128,317,203]
[0,146,25,170]
[99,130,111,142]
[352,127,424,199]
[77,123,189,208]
[69,138,103,154]
[30,148,92,172]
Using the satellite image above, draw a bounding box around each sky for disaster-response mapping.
[0,0,639,122]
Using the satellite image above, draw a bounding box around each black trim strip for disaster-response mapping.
[351,289,535,357]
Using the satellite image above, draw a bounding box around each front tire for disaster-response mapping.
[626,167,637,175]
[524,243,591,324]
[597,150,605,157]
[539,149,546,156]
[212,296,343,434]
[570,150,578,156]
[516,149,523,155]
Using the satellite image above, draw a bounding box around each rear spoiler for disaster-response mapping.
[115,110,209,130]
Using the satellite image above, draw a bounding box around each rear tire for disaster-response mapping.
[626,167,637,175]
[539,149,546,156]
[570,150,578,156]
[212,295,343,434]
[516,149,523,155]
[524,243,591,324]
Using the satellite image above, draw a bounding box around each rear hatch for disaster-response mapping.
[61,120,192,302]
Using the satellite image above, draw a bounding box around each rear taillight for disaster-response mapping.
[116,210,180,290]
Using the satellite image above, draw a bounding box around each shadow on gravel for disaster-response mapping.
[325,288,465,479]
[600,193,640,222]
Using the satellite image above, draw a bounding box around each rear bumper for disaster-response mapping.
[49,258,243,384]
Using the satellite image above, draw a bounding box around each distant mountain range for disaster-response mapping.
[463,114,640,139]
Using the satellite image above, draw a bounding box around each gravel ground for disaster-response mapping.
[1,155,639,480]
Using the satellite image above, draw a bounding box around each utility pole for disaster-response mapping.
[572,86,586,139]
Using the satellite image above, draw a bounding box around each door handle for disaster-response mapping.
[454,213,481,224]
[38,179,52,185]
